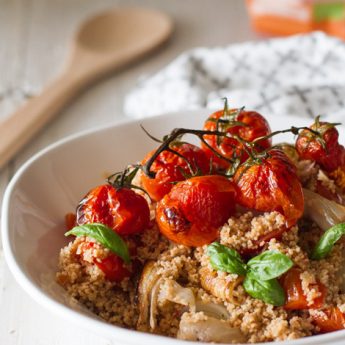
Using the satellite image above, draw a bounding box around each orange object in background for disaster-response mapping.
[246,0,345,39]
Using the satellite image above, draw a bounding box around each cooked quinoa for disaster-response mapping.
[57,202,345,343]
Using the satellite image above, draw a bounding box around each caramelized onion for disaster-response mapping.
[195,301,229,320]
[149,277,164,329]
[303,188,345,231]
[177,313,245,343]
[158,279,196,312]
[137,261,161,330]
[138,264,235,334]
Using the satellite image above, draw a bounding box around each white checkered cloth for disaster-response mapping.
[124,32,345,123]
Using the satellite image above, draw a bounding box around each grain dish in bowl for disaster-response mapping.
[55,103,345,344]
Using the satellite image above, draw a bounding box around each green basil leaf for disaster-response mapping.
[65,223,130,264]
[207,242,247,276]
[247,250,293,281]
[311,223,345,260]
[243,274,285,306]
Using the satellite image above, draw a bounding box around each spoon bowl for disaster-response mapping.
[71,7,173,80]
[77,8,171,53]
[0,7,173,169]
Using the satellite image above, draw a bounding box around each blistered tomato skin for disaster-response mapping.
[76,184,150,236]
[156,175,237,247]
[141,142,211,202]
[202,109,272,169]
[296,121,345,172]
[281,268,326,310]
[234,149,304,227]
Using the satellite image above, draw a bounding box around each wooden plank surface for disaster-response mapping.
[0,1,257,344]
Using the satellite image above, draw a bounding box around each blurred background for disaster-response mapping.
[3,0,345,176]
[0,0,255,179]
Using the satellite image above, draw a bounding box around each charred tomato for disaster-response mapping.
[141,142,210,202]
[156,175,237,247]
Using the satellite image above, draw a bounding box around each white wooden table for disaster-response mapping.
[0,1,258,343]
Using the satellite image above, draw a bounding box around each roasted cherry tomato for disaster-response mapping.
[312,307,345,333]
[281,267,326,310]
[80,241,131,282]
[240,225,290,258]
[94,254,131,282]
[141,142,210,202]
[234,149,304,227]
[156,175,237,247]
[296,120,345,172]
[202,108,271,169]
[76,184,150,236]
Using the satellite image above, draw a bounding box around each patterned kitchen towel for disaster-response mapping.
[124,32,345,123]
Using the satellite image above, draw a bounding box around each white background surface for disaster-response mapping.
[0,1,259,344]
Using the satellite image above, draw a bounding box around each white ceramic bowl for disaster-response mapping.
[2,109,345,345]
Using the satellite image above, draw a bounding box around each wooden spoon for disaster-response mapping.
[0,7,172,169]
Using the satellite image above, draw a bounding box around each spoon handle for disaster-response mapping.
[0,71,85,169]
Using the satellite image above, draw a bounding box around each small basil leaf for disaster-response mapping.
[243,274,285,306]
[207,242,247,276]
[247,250,293,281]
[311,223,345,260]
[65,223,130,264]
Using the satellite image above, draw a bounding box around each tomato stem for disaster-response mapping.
[141,124,328,179]
[140,125,163,144]
[107,166,150,197]
[141,128,234,178]
[253,126,324,146]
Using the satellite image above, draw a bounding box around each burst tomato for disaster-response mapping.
[202,108,271,169]
[94,254,131,282]
[296,120,345,172]
[141,142,210,202]
[281,267,326,310]
[76,184,150,236]
[234,149,304,227]
[156,175,237,247]
[312,307,345,333]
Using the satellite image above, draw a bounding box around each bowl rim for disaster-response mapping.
[2,109,345,345]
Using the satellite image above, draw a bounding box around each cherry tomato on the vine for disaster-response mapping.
[281,267,326,310]
[296,120,345,172]
[156,175,237,247]
[234,149,304,227]
[141,142,211,202]
[312,307,345,333]
[76,184,150,236]
[202,108,271,169]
